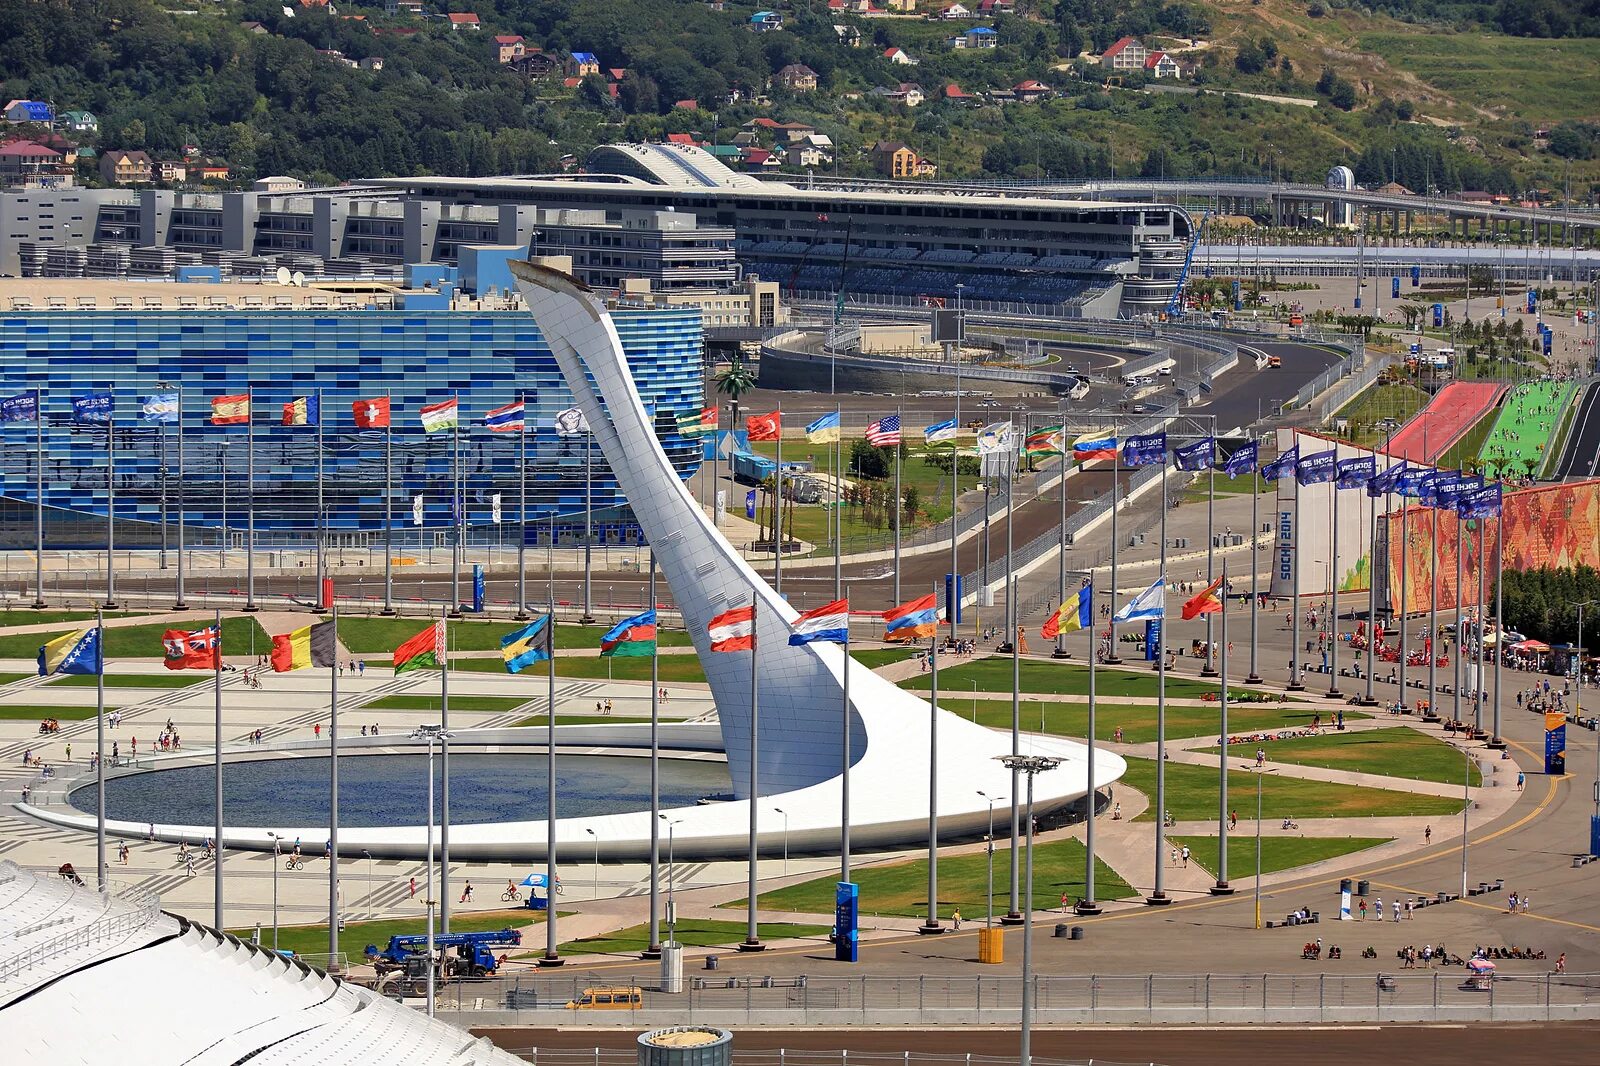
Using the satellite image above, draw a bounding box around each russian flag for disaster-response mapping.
[708,605,755,652]
[485,401,526,433]
[788,598,850,646]
[883,593,939,642]
[1072,432,1118,461]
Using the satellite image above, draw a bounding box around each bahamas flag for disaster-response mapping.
[501,615,553,674]
[1041,582,1092,640]
[38,628,102,676]
[600,610,657,658]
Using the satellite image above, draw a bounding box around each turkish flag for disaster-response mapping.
[352,396,391,428]
[746,411,781,442]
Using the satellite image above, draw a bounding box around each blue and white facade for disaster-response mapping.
[0,309,704,549]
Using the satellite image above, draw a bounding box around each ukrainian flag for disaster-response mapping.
[805,411,841,444]
[38,628,102,676]
[501,615,553,674]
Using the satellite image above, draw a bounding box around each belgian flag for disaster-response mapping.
[270,621,337,672]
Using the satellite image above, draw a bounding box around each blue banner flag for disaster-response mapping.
[1432,472,1473,510]
[1122,432,1167,467]
[1368,461,1407,498]
[71,392,113,424]
[1457,483,1502,519]
[1336,456,1376,490]
[1260,447,1298,481]
[142,393,179,424]
[1417,471,1440,508]
[1173,438,1214,471]
[1222,440,1259,479]
[745,489,757,519]
[0,392,38,422]
[1295,450,1337,485]
[1396,467,1430,498]
[500,615,553,674]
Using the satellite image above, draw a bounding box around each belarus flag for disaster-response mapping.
[788,599,849,646]
[708,605,755,652]
[1072,432,1118,462]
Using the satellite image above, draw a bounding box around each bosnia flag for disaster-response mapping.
[501,615,553,674]
[38,628,102,676]
[1041,582,1092,640]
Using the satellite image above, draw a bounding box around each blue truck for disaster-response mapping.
[366,928,523,995]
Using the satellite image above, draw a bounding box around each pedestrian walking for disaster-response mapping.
[409,876,417,900]
[951,908,962,931]
[1180,844,1191,868]
[1556,952,1566,974]
[1375,897,1383,921]
[118,842,129,865]
[460,881,473,904]
[1359,898,1368,920]
[1424,824,1432,845]
[185,853,196,877]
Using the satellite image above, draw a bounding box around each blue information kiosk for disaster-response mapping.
[835,882,859,963]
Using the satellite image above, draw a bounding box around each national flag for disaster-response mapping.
[923,418,958,443]
[788,599,849,646]
[1122,432,1167,467]
[72,392,114,424]
[1368,461,1407,498]
[270,621,337,672]
[883,593,939,642]
[1295,449,1338,485]
[394,621,444,674]
[210,394,250,425]
[162,625,221,670]
[1072,432,1118,461]
[746,411,781,442]
[1041,581,1092,639]
[1418,472,1441,508]
[976,422,1014,455]
[142,393,179,424]
[1173,438,1214,471]
[1260,447,1298,481]
[677,407,717,437]
[1222,440,1259,479]
[412,494,425,526]
[865,415,901,447]
[1113,579,1166,623]
[1457,483,1502,519]
[806,411,841,444]
[708,605,755,652]
[0,392,38,422]
[490,493,502,524]
[1025,425,1064,457]
[484,401,525,433]
[601,610,657,657]
[37,628,101,676]
[352,396,391,428]
[553,406,589,437]
[419,397,459,434]
[281,395,319,427]
[501,616,553,674]
[1181,575,1224,620]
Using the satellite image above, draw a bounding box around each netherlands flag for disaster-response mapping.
[788,599,849,646]
[484,401,525,433]
[1072,432,1118,461]
[883,593,939,642]
[708,605,755,652]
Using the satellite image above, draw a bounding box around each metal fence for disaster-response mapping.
[504,1051,1162,1066]
[1308,355,1394,420]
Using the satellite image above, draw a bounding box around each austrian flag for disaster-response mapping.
[708,605,755,652]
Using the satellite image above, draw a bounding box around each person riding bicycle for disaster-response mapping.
[505,880,519,900]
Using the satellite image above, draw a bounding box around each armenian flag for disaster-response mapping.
[394,621,444,674]
[37,628,101,676]
[1041,582,1092,640]
[281,395,319,427]
[501,616,553,674]
[708,606,755,652]
[269,621,337,672]
[419,397,459,434]
[677,408,717,437]
[1181,575,1224,620]
[600,610,657,658]
[883,593,939,642]
[210,394,250,425]
[1072,432,1118,461]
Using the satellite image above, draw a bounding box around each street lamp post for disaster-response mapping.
[659,815,682,944]
[774,806,789,876]
[411,723,451,1018]
[1577,600,1597,855]
[977,789,1003,927]
[1252,767,1278,930]
[586,827,599,900]
[997,755,1061,1066]
[363,849,373,921]
[268,832,281,951]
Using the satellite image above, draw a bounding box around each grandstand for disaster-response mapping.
[0,860,522,1064]
[1384,382,1508,464]
[1477,380,1579,480]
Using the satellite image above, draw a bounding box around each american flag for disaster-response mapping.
[865,414,901,446]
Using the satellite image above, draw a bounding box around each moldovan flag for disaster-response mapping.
[1041,582,1092,639]
[883,594,938,642]
[352,396,391,428]
[745,411,781,442]
[708,605,755,652]
[163,625,221,670]
[270,620,337,672]
[394,621,444,674]
[1181,575,1225,620]
[210,394,251,425]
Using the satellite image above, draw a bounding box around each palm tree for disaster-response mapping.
[715,354,757,436]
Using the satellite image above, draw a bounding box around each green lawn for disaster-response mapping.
[734,837,1135,921]
[510,714,655,727]
[901,659,1253,701]
[453,654,709,684]
[0,610,144,627]
[953,698,1365,746]
[1199,727,1480,788]
[1117,757,1466,822]
[564,919,830,955]
[47,673,204,689]
[360,694,530,713]
[851,648,918,670]
[0,704,111,721]
[231,909,543,958]
[1436,413,1497,473]
[1170,835,1393,880]
[0,617,270,661]
[0,671,34,685]
[1358,32,1600,121]
[1334,383,1430,449]
[334,616,693,655]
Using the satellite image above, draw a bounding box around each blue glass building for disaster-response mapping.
[0,309,705,549]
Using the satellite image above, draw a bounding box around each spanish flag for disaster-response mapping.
[211,393,251,425]
[270,621,337,672]
[1041,581,1092,640]
[1181,575,1225,620]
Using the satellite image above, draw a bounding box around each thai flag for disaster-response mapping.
[788,599,849,646]
[485,401,525,433]
[1072,432,1117,461]
[883,593,939,641]
[708,605,755,652]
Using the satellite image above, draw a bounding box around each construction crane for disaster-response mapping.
[1164,210,1210,320]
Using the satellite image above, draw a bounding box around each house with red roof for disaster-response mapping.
[0,140,62,183]
[943,83,978,103]
[445,11,481,30]
[1143,51,1182,78]
[674,99,700,110]
[493,35,526,63]
[1013,79,1052,102]
[1100,36,1148,70]
[883,46,916,64]
[666,133,701,146]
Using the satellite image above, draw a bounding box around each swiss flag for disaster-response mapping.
[746,411,781,442]
[352,396,391,428]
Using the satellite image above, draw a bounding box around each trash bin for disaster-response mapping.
[1357,879,1370,896]
[1070,926,1084,940]
[1053,923,1068,938]
[1340,878,1352,894]
[978,927,1004,964]
[704,955,719,971]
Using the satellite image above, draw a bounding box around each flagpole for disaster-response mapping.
[32,387,45,609]
[1363,470,1379,707]
[1002,432,1015,651]
[1105,426,1121,663]
[1327,456,1342,698]
[439,613,451,932]
[1288,452,1304,691]
[1054,447,1068,660]
[244,384,256,613]
[920,584,939,933]
[1453,500,1464,733]
[517,394,528,621]
[1202,420,1218,678]
[843,586,855,888]
[1004,571,1021,924]
[646,557,661,957]
[450,395,462,620]
[893,405,903,607]
[104,389,117,610]
[1429,481,1440,721]
[1078,577,1101,915]
[741,594,764,952]
[833,410,841,602]
[316,388,326,610]
[1246,446,1262,682]
[382,391,395,616]
[1148,449,1170,906]
[1473,520,1486,735]
[581,421,596,623]
[96,606,105,891]
[174,383,187,611]
[1212,562,1233,894]
[213,607,223,927]
[329,596,340,955]
[1490,506,1504,747]
[1401,430,1421,709]
[542,605,562,965]
[774,408,784,597]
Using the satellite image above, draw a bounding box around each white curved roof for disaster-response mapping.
[586,143,766,190]
[0,861,523,1065]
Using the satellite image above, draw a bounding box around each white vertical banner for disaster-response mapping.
[412,494,425,527]
[491,493,503,524]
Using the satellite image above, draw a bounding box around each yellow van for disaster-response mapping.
[566,986,643,1010]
